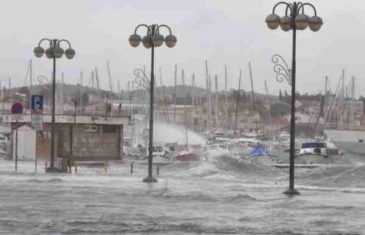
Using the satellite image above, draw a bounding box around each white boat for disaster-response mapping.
[298,141,328,157]
[206,143,231,155]
[275,141,345,165]
[324,129,365,155]
[277,132,290,147]
[234,137,259,146]
[136,144,173,165]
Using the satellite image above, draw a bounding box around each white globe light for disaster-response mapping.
[309,15,323,32]
[45,48,54,59]
[152,34,164,47]
[295,14,309,30]
[33,46,44,57]
[265,14,280,30]
[53,46,64,58]
[165,35,177,48]
[129,34,141,47]
[65,48,76,59]
[280,16,292,31]
[142,35,152,48]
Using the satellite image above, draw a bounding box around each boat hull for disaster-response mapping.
[175,151,199,161]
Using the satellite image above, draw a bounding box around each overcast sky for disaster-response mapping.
[0,0,365,97]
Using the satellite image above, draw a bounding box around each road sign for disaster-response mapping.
[31,95,43,130]
[11,102,23,114]
[11,103,23,121]
[31,95,43,114]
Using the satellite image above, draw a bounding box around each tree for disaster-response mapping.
[279,89,283,100]
[284,90,289,97]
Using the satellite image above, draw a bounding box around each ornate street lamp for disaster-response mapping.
[133,68,150,112]
[33,38,75,172]
[266,2,323,195]
[37,75,50,85]
[133,68,150,91]
[129,24,177,183]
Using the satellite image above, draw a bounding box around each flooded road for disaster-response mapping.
[0,152,364,234]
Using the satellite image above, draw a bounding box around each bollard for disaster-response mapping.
[156,164,160,176]
[104,160,108,175]
[130,161,134,174]
[45,162,48,173]
[75,164,78,174]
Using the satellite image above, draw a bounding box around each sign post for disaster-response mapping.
[11,102,23,172]
[31,95,43,173]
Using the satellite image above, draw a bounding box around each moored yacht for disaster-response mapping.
[174,150,199,162]
[298,141,328,157]
[324,129,365,155]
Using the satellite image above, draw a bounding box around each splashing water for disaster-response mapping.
[134,121,206,146]
[154,121,206,145]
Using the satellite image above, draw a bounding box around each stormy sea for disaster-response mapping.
[0,150,364,234]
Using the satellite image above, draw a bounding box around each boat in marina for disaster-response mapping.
[275,141,345,166]
[323,129,365,155]
[174,150,199,162]
[297,141,328,157]
[277,131,290,148]
[241,144,280,165]
[206,143,231,155]
[131,143,174,165]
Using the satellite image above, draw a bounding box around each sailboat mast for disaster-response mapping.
[0,80,3,111]
[264,80,273,138]
[208,75,212,129]
[324,75,328,117]
[339,69,345,126]
[224,65,229,129]
[351,76,355,127]
[160,67,169,122]
[234,70,242,133]
[192,73,195,107]
[248,62,258,134]
[191,73,196,130]
[94,66,101,98]
[80,71,83,108]
[106,60,113,93]
[29,59,33,112]
[8,77,12,103]
[182,69,188,150]
[174,64,177,123]
[118,80,121,99]
[60,72,65,114]
[205,60,210,131]
[214,74,218,128]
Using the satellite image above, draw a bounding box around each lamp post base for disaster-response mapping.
[142,176,158,183]
[283,188,300,196]
[46,167,62,173]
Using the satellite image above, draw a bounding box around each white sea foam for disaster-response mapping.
[134,121,206,145]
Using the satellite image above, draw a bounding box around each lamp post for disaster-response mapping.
[33,38,75,172]
[266,2,323,195]
[129,24,177,183]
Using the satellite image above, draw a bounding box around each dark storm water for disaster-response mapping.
[0,151,364,234]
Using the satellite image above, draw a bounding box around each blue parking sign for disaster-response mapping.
[31,95,43,114]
